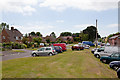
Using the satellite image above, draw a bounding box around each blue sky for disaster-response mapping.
[0,0,119,37]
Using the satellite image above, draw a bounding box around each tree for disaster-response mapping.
[46,39,50,43]
[30,32,36,36]
[50,32,56,38]
[22,37,29,45]
[72,33,80,37]
[6,24,9,29]
[83,26,101,42]
[73,37,80,42]
[33,37,42,45]
[36,32,42,37]
[60,32,72,36]
[80,33,89,41]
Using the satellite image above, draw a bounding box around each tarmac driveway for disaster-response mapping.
[1,49,32,61]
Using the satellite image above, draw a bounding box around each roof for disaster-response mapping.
[4,29,23,42]
[109,35,119,39]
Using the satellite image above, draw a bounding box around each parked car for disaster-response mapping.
[82,41,95,46]
[94,46,118,58]
[53,46,63,53]
[109,61,120,71]
[94,47,105,58]
[100,52,120,64]
[117,68,120,78]
[32,47,57,57]
[71,44,84,50]
[53,43,67,51]
[82,44,90,49]
[91,48,99,54]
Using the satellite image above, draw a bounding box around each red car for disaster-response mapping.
[53,43,67,51]
[72,44,84,50]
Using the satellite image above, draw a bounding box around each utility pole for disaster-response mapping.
[96,19,98,48]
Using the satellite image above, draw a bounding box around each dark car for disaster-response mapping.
[109,61,120,71]
[100,52,120,64]
[117,68,120,78]
[71,44,84,50]
[54,46,63,53]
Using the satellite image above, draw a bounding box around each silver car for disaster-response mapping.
[32,47,57,57]
[94,46,119,58]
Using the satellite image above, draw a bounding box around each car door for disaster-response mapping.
[38,48,45,55]
[44,48,51,55]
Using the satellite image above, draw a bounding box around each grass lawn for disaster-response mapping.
[12,50,25,53]
[27,48,38,51]
[2,49,118,78]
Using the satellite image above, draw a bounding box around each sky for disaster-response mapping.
[0,0,119,37]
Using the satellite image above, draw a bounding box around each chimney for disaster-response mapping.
[11,27,14,30]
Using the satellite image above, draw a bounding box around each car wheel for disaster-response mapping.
[95,54,100,58]
[113,65,119,71]
[102,59,107,63]
[49,53,53,56]
[32,53,37,57]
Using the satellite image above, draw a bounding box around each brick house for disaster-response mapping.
[27,34,47,43]
[57,36,74,42]
[44,35,56,42]
[108,34,120,46]
[0,27,23,43]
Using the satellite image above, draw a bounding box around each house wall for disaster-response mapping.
[1,29,10,43]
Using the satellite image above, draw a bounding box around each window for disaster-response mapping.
[112,53,119,57]
[38,48,45,51]
[21,37,23,40]
[16,37,18,40]
[3,36,5,39]
[46,48,51,50]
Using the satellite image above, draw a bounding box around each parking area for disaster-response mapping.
[2,47,118,78]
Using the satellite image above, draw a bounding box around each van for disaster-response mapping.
[82,41,95,46]
[53,43,67,51]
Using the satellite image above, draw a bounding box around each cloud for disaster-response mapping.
[39,0,119,12]
[56,20,64,23]
[0,0,39,15]
[74,24,95,30]
[106,23,118,28]
[13,23,55,36]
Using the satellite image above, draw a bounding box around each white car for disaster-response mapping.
[94,46,119,58]
[32,47,57,57]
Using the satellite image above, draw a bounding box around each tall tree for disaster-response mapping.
[30,31,36,36]
[36,32,42,37]
[33,37,42,45]
[50,32,56,38]
[83,26,101,42]
[60,32,72,36]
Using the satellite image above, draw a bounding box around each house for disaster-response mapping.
[108,34,120,46]
[0,27,23,43]
[27,34,47,43]
[57,36,74,42]
[44,35,56,42]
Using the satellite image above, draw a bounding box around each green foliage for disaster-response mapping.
[50,32,56,38]
[46,39,50,43]
[22,37,29,44]
[0,22,9,30]
[30,32,36,36]
[60,32,72,36]
[80,33,89,41]
[73,37,81,42]
[36,32,42,37]
[33,37,42,45]
[83,26,101,42]
[72,33,80,37]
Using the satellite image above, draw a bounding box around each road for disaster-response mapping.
[1,49,32,61]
